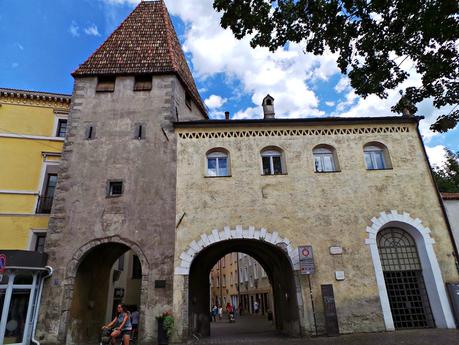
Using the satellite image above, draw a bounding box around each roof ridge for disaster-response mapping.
[160,0,177,71]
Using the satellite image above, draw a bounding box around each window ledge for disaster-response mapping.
[261,173,288,176]
[204,175,232,178]
[106,195,123,198]
[366,167,393,171]
[314,170,341,174]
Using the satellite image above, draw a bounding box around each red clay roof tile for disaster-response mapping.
[72,0,206,117]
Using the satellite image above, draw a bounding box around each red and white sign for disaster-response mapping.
[0,254,6,273]
[298,245,315,275]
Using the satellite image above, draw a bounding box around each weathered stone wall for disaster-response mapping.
[37,75,204,345]
[173,121,458,336]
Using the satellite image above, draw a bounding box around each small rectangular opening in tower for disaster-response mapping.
[107,181,123,197]
[96,76,116,92]
[185,92,192,109]
[134,75,152,91]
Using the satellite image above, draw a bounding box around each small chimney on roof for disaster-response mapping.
[262,94,275,119]
[224,111,230,120]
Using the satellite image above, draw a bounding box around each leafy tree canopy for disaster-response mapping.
[213,0,459,132]
[432,149,459,192]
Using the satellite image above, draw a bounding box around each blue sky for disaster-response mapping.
[0,0,457,165]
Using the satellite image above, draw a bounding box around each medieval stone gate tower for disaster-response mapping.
[37,2,206,344]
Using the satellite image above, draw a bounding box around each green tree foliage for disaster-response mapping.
[432,149,459,192]
[213,0,459,132]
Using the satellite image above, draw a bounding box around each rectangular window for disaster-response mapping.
[56,119,68,138]
[37,174,57,214]
[262,156,271,175]
[132,255,142,279]
[34,234,46,253]
[86,125,95,140]
[4,289,31,344]
[108,181,123,197]
[134,75,152,91]
[272,156,282,174]
[96,76,116,92]
[134,124,145,140]
[185,92,192,109]
[365,151,386,170]
[117,255,124,271]
[314,153,335,172]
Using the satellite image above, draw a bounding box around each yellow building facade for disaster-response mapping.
[0,88,71,250]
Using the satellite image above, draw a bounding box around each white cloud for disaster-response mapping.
[69,21,79,37]
[325,101,335,107]
[84,24,101,36]
[205,95,227,109]
[425,145,447,168]
[100,0,452,146]
[335,76,350,93]
[11,62,19,68]
[165,0,337,119]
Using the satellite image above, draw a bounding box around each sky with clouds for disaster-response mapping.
[0,0,457,167]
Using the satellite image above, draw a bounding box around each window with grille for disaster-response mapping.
[377,228,434,329]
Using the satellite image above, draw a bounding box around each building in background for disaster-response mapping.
[210,253,273,316]
[442,193,459,251]
[0,87,70,345]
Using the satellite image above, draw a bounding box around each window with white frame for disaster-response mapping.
[206,150,229,176]
[364,143,391,170]
[313,145,338,172]
[261,148,284,175]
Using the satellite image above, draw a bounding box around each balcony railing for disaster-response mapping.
[36,196,54,214]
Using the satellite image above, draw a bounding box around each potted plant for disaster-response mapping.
[157,311,174,345]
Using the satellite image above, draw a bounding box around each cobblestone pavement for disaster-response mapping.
[184,315,459,345]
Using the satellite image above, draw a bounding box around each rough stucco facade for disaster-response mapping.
[173,119,459,337]
[36,75,204,345]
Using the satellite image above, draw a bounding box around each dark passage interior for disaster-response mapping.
[188,239,301,338]
[67,243,141,345]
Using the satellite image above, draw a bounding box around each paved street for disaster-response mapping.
[185,315,459,345]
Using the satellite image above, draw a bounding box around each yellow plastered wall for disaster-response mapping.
[0,103,56,136]
[0,98,68,250]
[0,137,63,191]
[0,216,49,249]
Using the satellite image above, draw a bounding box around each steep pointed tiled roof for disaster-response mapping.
[72,0,207,117]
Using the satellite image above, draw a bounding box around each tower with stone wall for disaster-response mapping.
[37,2,206,344]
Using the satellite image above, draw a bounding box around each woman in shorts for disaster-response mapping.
[102,303,132,345]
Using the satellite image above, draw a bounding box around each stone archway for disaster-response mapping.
[365,211,456,330]
[59,236,149,345]
[175,226,304,339]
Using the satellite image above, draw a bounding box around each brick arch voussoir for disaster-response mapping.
[365,210,433,243]
[175,225,300,275]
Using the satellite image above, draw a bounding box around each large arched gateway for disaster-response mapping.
[175,227,305,339]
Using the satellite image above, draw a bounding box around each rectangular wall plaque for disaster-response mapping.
[155,280,166,288]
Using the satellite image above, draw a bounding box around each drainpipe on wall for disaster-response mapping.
[31,266,53,345]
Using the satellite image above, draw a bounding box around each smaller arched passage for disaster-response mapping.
[366,211,456,330]
[186,239,302,338]
[63,238,148,345]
